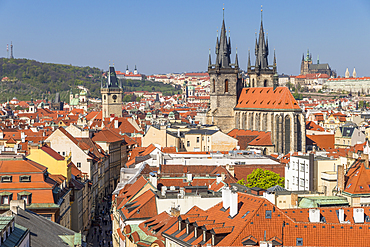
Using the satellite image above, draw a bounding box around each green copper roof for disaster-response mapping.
[299,196,349,208]
[70,98,79,106]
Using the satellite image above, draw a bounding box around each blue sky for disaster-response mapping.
[1,0,370,76]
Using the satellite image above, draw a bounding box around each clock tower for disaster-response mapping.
[101,65,123,118]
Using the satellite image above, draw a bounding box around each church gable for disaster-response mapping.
[235,87,301,111]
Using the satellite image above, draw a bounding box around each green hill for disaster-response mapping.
[0,58,180,103]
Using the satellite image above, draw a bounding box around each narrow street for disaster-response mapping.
[86,199,113,247]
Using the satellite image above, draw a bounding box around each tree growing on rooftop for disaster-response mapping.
[237,168,284,190]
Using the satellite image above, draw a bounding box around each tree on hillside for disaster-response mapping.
[237,168,284,190]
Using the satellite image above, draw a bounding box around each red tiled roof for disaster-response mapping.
[306,134,334,150]
[40,145,64,160]
[235,87,301,111]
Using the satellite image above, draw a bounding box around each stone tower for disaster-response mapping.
[247,11,277,88]
[101,65,123,119]
[300,49,312,75]
[206,10,243,132]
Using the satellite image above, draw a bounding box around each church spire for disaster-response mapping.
[235,47,239,68]
[208,49,212,68]
[216,7,231,68]
[255,6,268,70]
[247,49,251,70]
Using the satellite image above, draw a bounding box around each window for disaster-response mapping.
[1,194,12,205]
[300,164,304,172]
[19,175,31,182]
[300,178,304,187]
[187,141,190,147]
[225,79,228,93]
[21,195,29,204]
[296,238,303,246]
[62,151,66,156]
[212,79,215,93]
[265,210,272,219]
[1,176,12,183]
[77,162,81,168]
[196,137,200,143]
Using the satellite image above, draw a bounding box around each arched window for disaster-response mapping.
[225,79,228,93]
[252,79,255,87]
[212,79,215,93]
[264,80,268,87]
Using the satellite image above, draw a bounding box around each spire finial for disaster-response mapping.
[217,28,219,37]
[109,60,110,66]
[261,5,263,19]
[113,61,114,66]
[228,28,230,38]
[223,4,225,20]
[209,48,211,54]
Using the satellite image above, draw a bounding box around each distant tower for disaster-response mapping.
[247,7,277,87]
[345,68,350,78]
[134,65,138,75]
[101,64,123,119]
[10,42,14,59]
[126,65,129,75]
[353,68,357,78]
[300,49,312,75]
[206,8,243,132]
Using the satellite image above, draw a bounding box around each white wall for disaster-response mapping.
[157,196,222,215]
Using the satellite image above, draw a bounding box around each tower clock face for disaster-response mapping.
[112,95,117,100]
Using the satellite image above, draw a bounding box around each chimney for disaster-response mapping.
[222,187,231,209]
[156,152,162,167]
[337,165,344,192]
[229,191,238,217]
[338,208,345,223]
[177,129,180,138]
[149,172,157,188]
[364,154,369,169]
[353,208,364,223]
[186,173,192,182]
[309,209,320,223]
[227,165,235,177]
[0,132,3,139]
[10,200,26,214]
[114,119,119,129]
[216,174,222,183]
[21,132,25,143]
[291,193,298,207]
[161,186,167,197]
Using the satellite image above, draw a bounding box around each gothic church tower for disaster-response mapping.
[206,10,243,132]
[247,10,278,88]
[101,65,123,119]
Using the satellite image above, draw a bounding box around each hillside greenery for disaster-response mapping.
[0,58,180,103]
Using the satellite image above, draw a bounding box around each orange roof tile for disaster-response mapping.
[235,87,301,111]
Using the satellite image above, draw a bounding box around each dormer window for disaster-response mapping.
[0,192,12,205]
[1,176,12,183]
[17,191,31,205]
[19,175,31,182]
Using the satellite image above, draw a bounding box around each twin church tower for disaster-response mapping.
[207,9,305,154]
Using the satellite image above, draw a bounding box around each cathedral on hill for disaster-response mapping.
[206,10,305,154]
[300,49,336,77]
